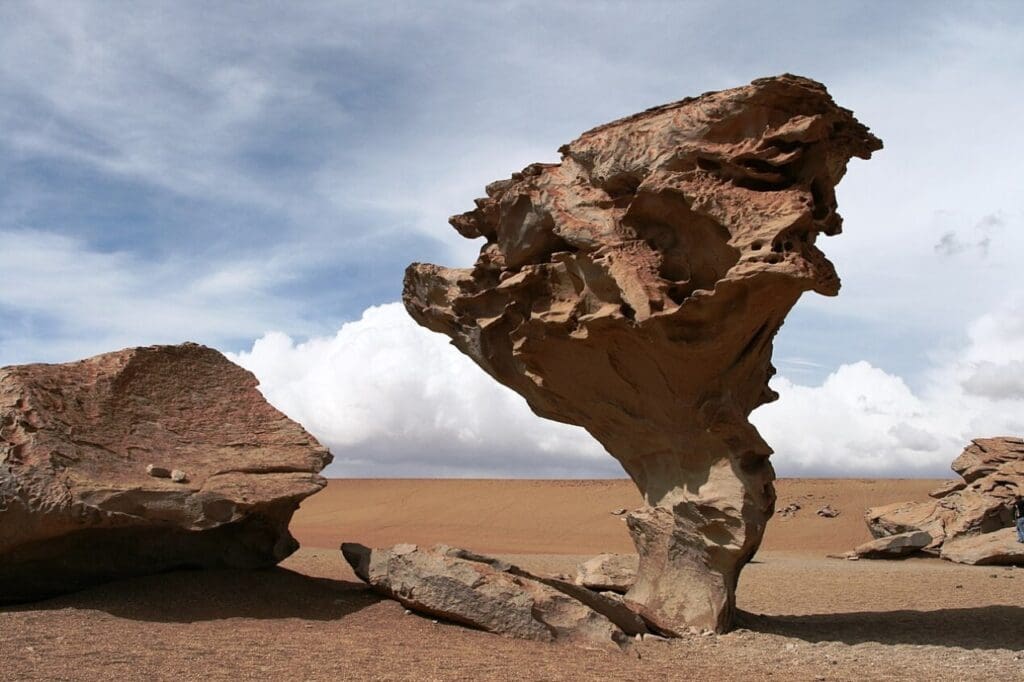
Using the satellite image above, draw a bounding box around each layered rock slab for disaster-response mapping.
[940,528,1024,565]
[403,74,880,632]
[341,543,644,648]
[860,437,1024,566]
[575,553,638,593]
[0,343,332,602]
[850,531,933,559]
[866,437,1024,549]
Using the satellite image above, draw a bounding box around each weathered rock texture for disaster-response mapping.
[0,344,332,602]
[342,543,645,648]
[850,531,933,559]
[939,528,1024,566]
[862,437,1024,565]
[575,553,638,593]
[403,74,880,633]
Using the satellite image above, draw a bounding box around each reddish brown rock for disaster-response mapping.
[341,543,643,648]
[851,531,933,559]
[939,528,1024,566]
[928,479,966,499]
[575,553,638,593]
[0,343,332,602]
[866,437,1024,549]
[952,437,1024,483]
[403,75,880,633]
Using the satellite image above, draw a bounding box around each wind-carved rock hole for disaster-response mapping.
[624,192,739,303]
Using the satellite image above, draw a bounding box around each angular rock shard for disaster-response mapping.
[0,343,332,602]
[341,542,644,648]
[575,553,638,593]
[403,74,880,633]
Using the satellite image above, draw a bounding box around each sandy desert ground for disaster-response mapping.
[2,478,1023,681]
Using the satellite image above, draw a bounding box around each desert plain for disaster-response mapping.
[2,477,1022,681]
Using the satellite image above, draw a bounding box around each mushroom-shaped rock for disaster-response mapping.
[403,74,880,633]
[341,543,644,648]
[0,343,332,602]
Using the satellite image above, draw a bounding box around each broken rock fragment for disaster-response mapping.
[0,343,332,603]
[575,553,638,593]
[342,543,645,648]
[404,74,880,633]
[851,531,933,559]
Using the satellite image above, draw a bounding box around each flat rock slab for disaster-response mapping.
[940,528,1024,566]
[575,553,638,593]
[852,531,933,559]
[342,542,646,648]
[0,343,332,602]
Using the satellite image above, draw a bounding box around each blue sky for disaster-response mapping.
[2,1,1023,476]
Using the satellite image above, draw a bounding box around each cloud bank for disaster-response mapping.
[230,299,1024,478]
[228,304,611,478]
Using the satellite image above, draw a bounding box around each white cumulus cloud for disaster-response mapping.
[228,298,1024,479]
[754,298,1024,476]
[227,303,611,478]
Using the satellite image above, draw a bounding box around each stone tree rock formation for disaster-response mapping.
[403,75,880,634]
[0,343,332,602]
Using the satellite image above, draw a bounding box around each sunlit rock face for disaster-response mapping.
[403,74,880,633]
[0,344,332,603]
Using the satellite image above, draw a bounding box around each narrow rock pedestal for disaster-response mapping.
[404,75,880,633]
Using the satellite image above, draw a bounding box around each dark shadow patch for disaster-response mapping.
[738,606,1024,650]
[0,566,378,623]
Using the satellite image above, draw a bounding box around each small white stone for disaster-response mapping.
[170,469,188,483]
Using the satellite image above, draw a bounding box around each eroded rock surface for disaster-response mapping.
[341,543,643,648]
[575,553,638,593]
[940,528,1024,565]
[0,344,332,602]
[866,437,1024,549]
[851,531,933,559]
[859,437,1024,565]
[403,74,880,632]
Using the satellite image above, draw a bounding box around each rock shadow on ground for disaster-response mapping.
[740,606,1024,650]
[0,567,378,623]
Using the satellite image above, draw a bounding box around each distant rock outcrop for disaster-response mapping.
[850,531,933,559]
[403,74,880,633]
[0,344,332,602]
[859,437,1024,565]
[342,543,646,648]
